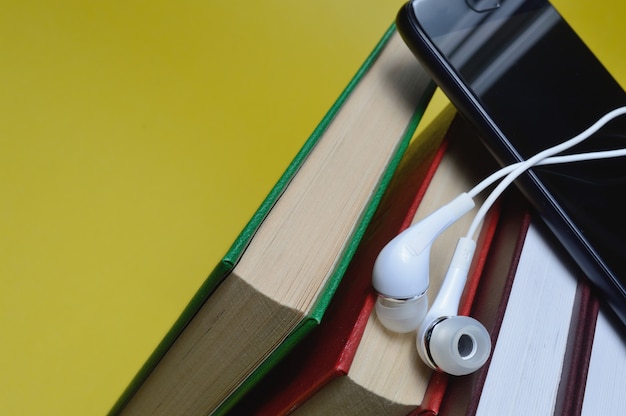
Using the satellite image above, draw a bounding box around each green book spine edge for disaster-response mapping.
[108,22,434,415]
[215,93,435,415]
[213,34,436,416]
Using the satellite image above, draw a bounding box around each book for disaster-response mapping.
[580,303,626,415]
[292,108,502,416]
[228,96,454,414]
[233,110,503,415]
[553,282,599,416]
[108,25,436,416]
[439,197,591,416]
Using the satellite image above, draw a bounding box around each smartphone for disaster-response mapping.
[396,0,626,325]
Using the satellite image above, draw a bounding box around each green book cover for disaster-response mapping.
[109,23,435,416]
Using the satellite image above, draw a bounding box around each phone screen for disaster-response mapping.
[404,1,626,292]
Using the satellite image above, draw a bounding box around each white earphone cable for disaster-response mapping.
[465,106,626,239]
[467,148,626,198]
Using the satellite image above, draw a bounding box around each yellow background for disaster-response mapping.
[1,1,624,414]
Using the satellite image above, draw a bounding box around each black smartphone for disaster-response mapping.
[396,0,626,325]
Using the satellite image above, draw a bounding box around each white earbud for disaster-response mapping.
[415,237,490,376]
[372,193,475,332]
[372,194,490,375]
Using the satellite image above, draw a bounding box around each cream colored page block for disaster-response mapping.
[121,276,303,415]
[237,33,430,312]
[350,116,498,405]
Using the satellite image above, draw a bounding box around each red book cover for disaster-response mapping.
[554,282,600,416]
[574,294,626,414]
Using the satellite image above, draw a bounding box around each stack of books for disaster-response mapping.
[108,22,626,416]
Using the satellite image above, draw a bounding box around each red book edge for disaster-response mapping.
[230,113,453,415]
[553,280,601,416]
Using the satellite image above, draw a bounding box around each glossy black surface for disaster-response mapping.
[397,0,626,320]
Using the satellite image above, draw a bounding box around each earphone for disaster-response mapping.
[372,106,626,376]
